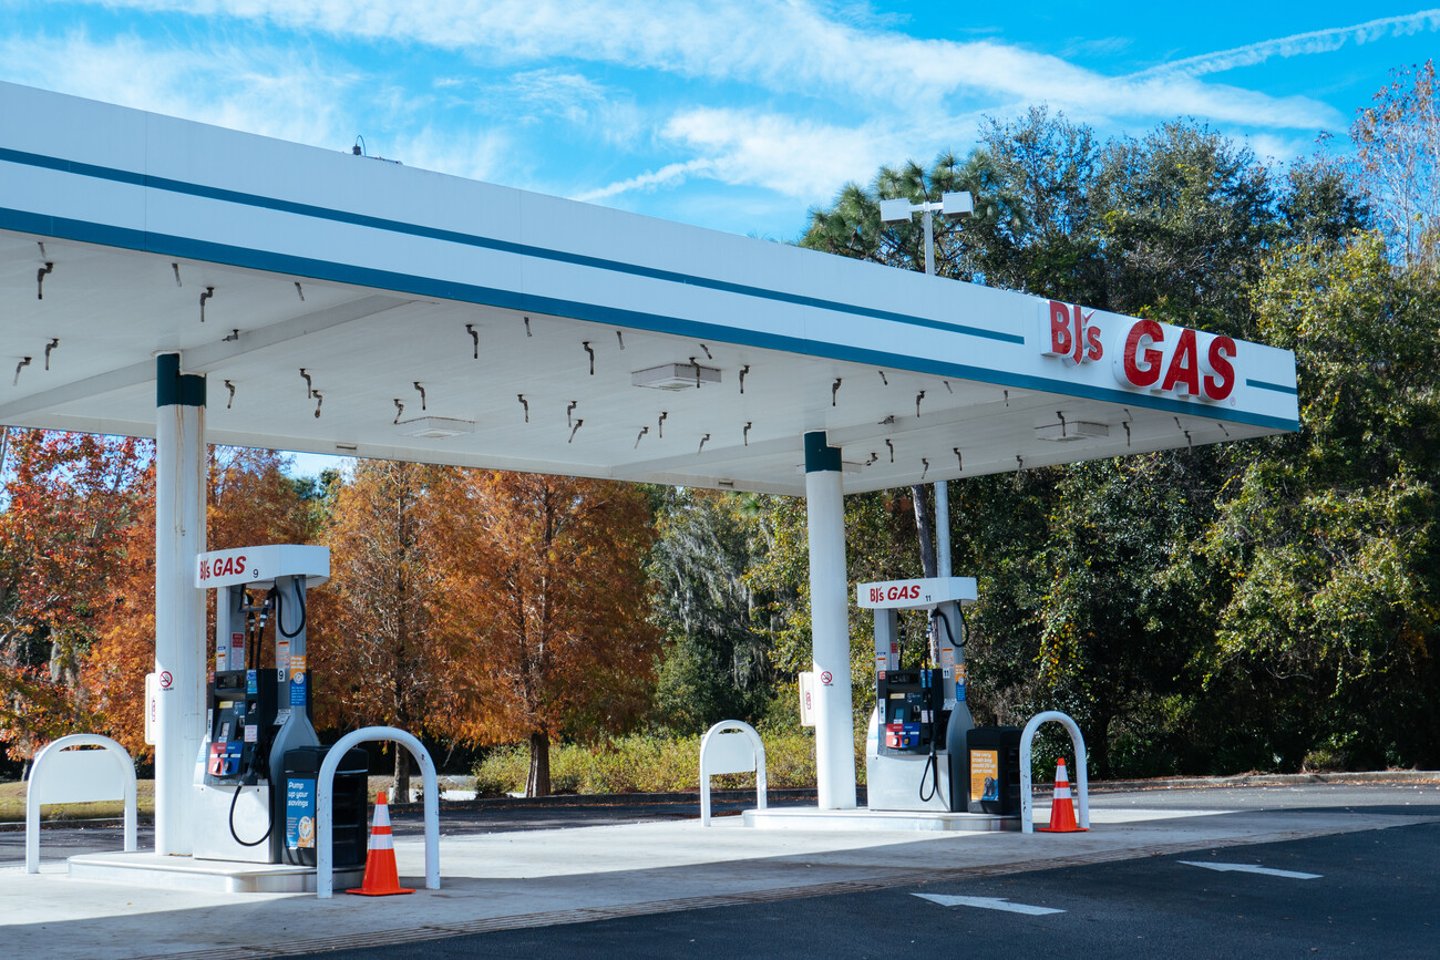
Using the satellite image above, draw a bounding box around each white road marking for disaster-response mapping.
[1179,860,1322,880]
[913,893,1065,915]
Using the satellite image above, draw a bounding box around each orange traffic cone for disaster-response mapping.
[347,791,415,896]
[1036,758,1087,833]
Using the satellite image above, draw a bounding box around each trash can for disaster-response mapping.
[965,726,1021,815]
[283,745,368,867]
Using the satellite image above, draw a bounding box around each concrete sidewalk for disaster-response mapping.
[3,783,1437,960]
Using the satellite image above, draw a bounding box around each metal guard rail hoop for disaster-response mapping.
[26,734,137,873]
[699,720,768,826]
[316,726,440,898]
[1018,710,1090,833]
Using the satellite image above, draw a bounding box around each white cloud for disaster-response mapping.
[573,159,716,203]
[0,30,357,149]
[6,3,1429,224]
[391,126,510,183]
[85,0,1345,130]
[662,110,887,199]
[0,29,512,182]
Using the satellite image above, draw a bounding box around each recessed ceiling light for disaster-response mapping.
[632,363,721,390]
[396,416,476,439]
[1035,420,1109,442]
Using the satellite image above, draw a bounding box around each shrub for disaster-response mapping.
[473,730,824,796]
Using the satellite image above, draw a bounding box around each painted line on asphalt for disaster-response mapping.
[913,892,1064,915]
[1179,860,1322,880]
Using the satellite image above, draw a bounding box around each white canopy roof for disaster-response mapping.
[0,82,1297,495]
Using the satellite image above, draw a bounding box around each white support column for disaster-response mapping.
[804,431,856,810]
[154,353,206,855]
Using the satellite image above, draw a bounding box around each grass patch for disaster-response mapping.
[0,779,155,823]
[474,730,851,796]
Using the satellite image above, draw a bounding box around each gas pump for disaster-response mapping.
[191,545,364,866]
[858,577,977,812]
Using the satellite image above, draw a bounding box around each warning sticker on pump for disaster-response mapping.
[243,724,258,743]
[290,655,306,681]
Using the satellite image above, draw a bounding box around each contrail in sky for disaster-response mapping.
[1128,10,1440,80]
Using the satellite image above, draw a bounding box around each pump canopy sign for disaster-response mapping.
[1040,300,1237,403]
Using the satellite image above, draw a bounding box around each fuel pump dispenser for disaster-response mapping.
[858,577,977,813]
[191,545,364,867]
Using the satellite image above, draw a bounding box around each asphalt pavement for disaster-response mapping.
[305,820,1440,960]
[3,781,1437,960]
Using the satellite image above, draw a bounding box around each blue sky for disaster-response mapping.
[1,2,1434,239]
[1,1,1435,476]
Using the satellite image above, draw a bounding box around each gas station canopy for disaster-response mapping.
[0,82,1298,493]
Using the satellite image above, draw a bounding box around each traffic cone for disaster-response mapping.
[1036,758,1087,833]
[346,791,415,896]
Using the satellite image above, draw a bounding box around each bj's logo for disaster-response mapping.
[1039,300,1237,403]
[1042,301,1103,365]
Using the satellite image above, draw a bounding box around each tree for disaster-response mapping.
[1197,233,1440,769]
[432,471,658,796]
[0,431,143,761]
[1096,121,1278,335]
[1352,60,1440,273]
[84,447,318,758]
[648,488,774,733]
[308,460,463,799]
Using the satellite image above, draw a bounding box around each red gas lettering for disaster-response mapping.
[1204,336,1236,401]
[1123,320,1165,388]
[1161,328,1200,395]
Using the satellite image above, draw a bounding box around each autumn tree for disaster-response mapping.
[0,430,143,761]
[308,460,466,799]
[84,447,318,758]
[433,471,658,797]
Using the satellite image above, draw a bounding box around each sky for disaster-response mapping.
[1,1,1435,475]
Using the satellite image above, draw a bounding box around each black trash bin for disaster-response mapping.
[283,745,368,867]
[965,726,1022,815]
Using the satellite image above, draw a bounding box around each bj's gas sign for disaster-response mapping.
[1039,300,1237,402]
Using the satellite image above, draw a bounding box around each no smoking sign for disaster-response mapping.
[820,670,833,686]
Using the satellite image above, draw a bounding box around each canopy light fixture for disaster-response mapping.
[632,362,721,390]
[1035,420,1109,442]
[396,416,476,439]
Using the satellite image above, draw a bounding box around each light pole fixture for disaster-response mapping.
[878,189,975,669]
[879,191,973,276]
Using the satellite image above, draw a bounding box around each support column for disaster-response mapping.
[154,353,206,855]
[804,431,856,810]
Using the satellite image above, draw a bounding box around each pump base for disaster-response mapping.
[67,851,364,894]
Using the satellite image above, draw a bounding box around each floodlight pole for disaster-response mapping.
[879,191,972,718]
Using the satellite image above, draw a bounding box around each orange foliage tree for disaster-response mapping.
[308,460,472,799]
[0,430,144,761]
[432,471,658,796]
[85,447,318,759]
